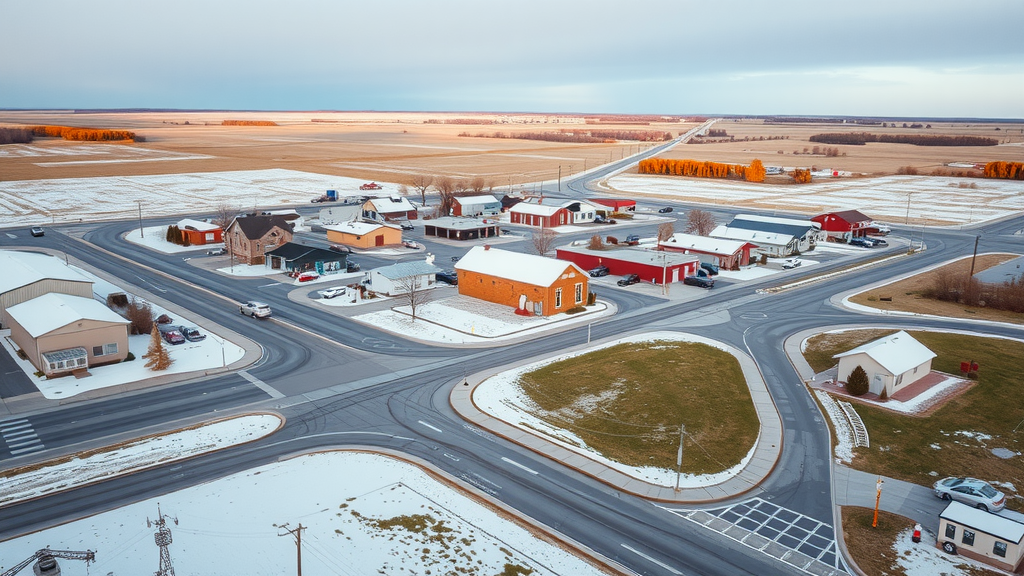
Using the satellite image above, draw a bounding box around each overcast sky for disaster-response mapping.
[2,1,1022,118]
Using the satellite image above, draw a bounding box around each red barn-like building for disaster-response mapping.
[556,245,699,285]
[177,219,223,245]
[591,198,637,213]
[812,210,873,241]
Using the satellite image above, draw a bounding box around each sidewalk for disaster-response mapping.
[449,331,783,503]
[833,466,945,534]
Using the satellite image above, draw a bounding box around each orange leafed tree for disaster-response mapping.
[29,125,136,142]
[791,169,812,184]
[638,158,765,181]
[745,159,766,182]
[984,161,1024,180]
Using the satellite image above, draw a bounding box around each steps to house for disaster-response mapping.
[838,401,870,448]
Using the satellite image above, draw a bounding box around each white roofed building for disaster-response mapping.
[0,250,94,329]
[362,196,418,222]
[938,501,1024,572]
[365,259,443,296]
[833,331,937,398]
[452,195,501,217]
[454,245,588,316]
[659,233,759,270]
[508,198,598,228]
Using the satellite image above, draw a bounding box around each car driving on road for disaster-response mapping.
[240,301,272,318]
[658,207,673,213]
[782,258,803,269]
[933,477,1006,512]
[30,226,44,237]
[207,247,226,255]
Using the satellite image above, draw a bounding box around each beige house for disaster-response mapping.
[0,250,93,328]
[833,331,936,397]
[225,214,294,265]
[939,501,1024,572]
[7,293,130,376]
[325,221,402,249]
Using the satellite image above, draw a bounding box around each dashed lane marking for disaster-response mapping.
[501,457,538,475]
[1,418,45,456]
[620,544,682,575]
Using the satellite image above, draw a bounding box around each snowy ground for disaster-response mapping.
[0,143,213,164]
[354,295,613,343]
[891,525,1008,576]
[814,391,856,463]
[609,174,1024,225]
[473,331,758,487]
[0,169,406,227]
[0,452,609,576]
[124,226,213,253]
[0,414,280,508]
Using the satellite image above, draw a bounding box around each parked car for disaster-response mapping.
[867,238,888,247]
[684,275,715,288]
[297,271,320,282]
[179,326,206,342]
[658,207,673,213]
[346,260,360,272]
[873,223,892,235]
[207,247,226,255]
[329,244,352,254]
[157,324,186,345]
[403,240,420,249]
[933,477,1006,512]
[240,301,272,318]
[30,226,44,237]
[699,262,720,276]
[781,258,803,269]
[593,215,616,224]
[400,222,414,231]
[617,273,641,286]
[436,270,459,285]
[848,237,872,248]
[624,234,641,246]
[588,265,610,277]
[318,286,347,299]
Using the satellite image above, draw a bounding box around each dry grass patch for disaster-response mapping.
[841,507,916,576]
[848,254,1023,325]
[805,332,1024,510]
[518,341,758,474]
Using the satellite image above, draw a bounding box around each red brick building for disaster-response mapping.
[177,219,223,245]
[455,245,588,316]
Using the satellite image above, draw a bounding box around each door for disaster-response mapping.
[375,234,385,246]
[871,373,885,395]
[672,268,679,283]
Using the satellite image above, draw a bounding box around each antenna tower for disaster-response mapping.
[147,503,179,576]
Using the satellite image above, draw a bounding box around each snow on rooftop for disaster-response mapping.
[176,218,220,232]
[6,292,128,337]
[833,330,937,376]
[711,224,793,246]
[510,202,562,216]
[325,221,393,235]
[0,250,92,294]
[735,214,818,227]
[365,196,415,212]
[455,195,500,205]
[455,246,585,286]
[941,500,1024,543]
[660,233,756,255]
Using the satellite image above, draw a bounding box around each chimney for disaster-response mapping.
[484,244,490,251]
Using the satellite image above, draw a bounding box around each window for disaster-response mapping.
[962,529,975,546]
[555,288,562,308]
[993,541,1007,557]
[93,343,118,357]
[93,345,103,356]
[575,282,583,304]
[945,524,956,539]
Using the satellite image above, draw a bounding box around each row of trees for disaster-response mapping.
[924,270,1024,313]
[0,127,33,144]
[983,161,1024,180]
[407,174,497,208]
[460,129,672,143]
[165,225,191,246]
[29,125,137,142]
[809,132,997,146]
[638,158,766,182]
[791,168,812,184]
[221,120,278,126]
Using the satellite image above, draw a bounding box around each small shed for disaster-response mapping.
[659,233,758,270]
[833,331,937,397]
[812,210,873,241]
[325,221,402,249]
[938,501,1024,572]
[176,219,223,245]
[452,195,501,217]
[555,245,700,284]
[265,242,347,275]
[455,245,588,316]
[6,292,130,376]
[365,260,442,296]
[424,217,501,241]
[362,196,418,222]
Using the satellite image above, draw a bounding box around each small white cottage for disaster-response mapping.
[833,331,937,397]
[938,501,1024,572]
[365,260,441,296]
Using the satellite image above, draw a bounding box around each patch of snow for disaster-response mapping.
[124,226,214,253]
[0,452,609,576]
[216,263,286,277]
[815,390,856,463]
[892,526,997,576]
[954,430,993,442]
[474,331,757,487]
[931,443,942,450]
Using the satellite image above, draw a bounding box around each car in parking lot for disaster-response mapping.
[206,247,226,255]
[588,265,610,277]
[400,222,414,231]
[624,234,641,246]
[30,226,44,237]
[329,244,352,254]
[617,273,641,287]
[866,237,888,247]
[403,240,420,249]
[781,258,803,269]
[436,270,458,285]
[658,207,673,213]
[849,237,872,248]
[179,326,206,342]
[318,286,347,299]
[297,271,320,282]
[157,324,186,345]
[346,260,360,272]
[240,301,272,318]
[699,262,720,276]
[684,275,715,288]
[593,215,616,224]
[933,477,1006,512]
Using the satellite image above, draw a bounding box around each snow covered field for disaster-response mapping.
[0,169,405,227]
[609,174,1024,225]
[0,452,609,576]
[473,332,757,487]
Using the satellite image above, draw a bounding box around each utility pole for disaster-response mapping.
[557,165,561,192]
[278,523,305,576]
[136,199,145,238]
[967,235,981,281]
[674,424,685,492]
[148,503,178,576]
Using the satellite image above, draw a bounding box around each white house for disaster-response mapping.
[833,331,937,397]
[452,195,501,217]
[938,501,1024,572]
[365,259,442,296]
[712,214,823,257]
[362,196,418,222]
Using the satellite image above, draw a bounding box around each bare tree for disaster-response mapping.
[434,176,456,216]
[685,209,716,236]
[411,174,433,205]
[212,204,238,229]
[396,274,431,321]
[453,179,469,196]
[397,184,410,196]
[657,221,675,242]
[470,177,486,194]
[123,296,154,335]
[531,228,557,256]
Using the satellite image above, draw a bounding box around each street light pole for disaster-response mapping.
[674,424,685,491]
[558,165,561,192]
[136,200,144,238]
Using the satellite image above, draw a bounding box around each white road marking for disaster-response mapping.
[258,283,279,288]
[5,233,16,239]
[620,544,682,575]
[418,420,442,433]
[238,370,285,399]
[501,457,538,475]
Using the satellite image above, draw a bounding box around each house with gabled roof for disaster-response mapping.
[455,245,588,316]
[812,210,874,241]
[452,195,501,217]
[265,242,347,275]
[365,259,442,296]
[938,501,1024,572]
[325,221,402,249]
[659,233,758,270]
[176,218,223,246]
[509,198,598,228]
[362,196,418,222]
[712,214,822,257]
[833,331,937,397]
[0,250,94,329]
[225,213,294,265]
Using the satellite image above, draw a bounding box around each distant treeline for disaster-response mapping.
[984,162,1024,180]
[0,128,33,144]
[461,129,673,143]
[585,114,686,123]
[639,158,766,182]
[30,125,139,142]
[424,118,496,125]
[222,120,278,126]
[809,132,997,146]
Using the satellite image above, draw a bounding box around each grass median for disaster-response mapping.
[517,340,758,475]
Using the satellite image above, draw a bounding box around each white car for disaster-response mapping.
[781,258,803,269]
[239,301,272,318]
[318,287,347,299]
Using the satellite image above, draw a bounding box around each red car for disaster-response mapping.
[297,272,320,282]
[161,329,186,345]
